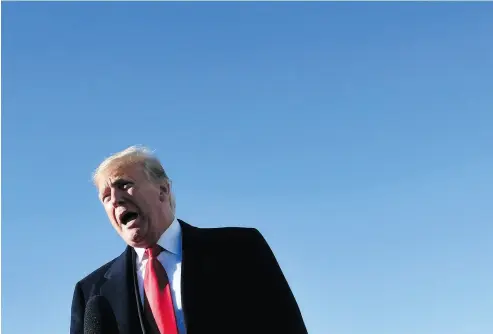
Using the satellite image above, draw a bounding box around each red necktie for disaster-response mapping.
[144,245,178,334]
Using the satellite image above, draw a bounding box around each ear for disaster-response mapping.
[159,184,169,202]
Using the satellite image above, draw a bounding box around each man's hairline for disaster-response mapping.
[94,162,168,188]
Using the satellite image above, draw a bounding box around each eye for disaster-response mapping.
[122,182,133,190]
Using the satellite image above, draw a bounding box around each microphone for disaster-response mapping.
[83,295,119,334]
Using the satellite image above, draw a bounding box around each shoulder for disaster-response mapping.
[74,254,120,294]
[183,221,270,254]
[71,252,125,334]
[201,225,261,240]
[71,253,122,308]
[189,223,264,243]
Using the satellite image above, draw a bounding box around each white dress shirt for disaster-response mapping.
[133,218,186,334]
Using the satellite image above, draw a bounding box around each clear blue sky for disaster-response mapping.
[2,2,493,334]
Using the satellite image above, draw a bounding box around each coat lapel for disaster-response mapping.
[179,220,197,331]
[179,220,218,333]
[101,246,143,334]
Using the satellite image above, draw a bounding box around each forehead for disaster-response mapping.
[96,163,146,190]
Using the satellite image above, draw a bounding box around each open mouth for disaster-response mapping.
[120,211,139,225]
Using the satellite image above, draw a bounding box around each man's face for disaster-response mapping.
[96,163,172,248]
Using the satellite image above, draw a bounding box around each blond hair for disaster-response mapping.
[93,145,176,213]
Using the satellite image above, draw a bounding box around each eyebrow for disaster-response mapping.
[111,178,132,187]
[100,178,133,196]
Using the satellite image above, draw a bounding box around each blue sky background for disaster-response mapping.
[2,2,493,334]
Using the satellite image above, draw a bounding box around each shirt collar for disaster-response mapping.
[133,217,182,264]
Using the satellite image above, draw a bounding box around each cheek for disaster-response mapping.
[139,191,160,209]
[104,205,118,224]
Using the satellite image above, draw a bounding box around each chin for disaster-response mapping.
[127,238,147,248]
[126,231,147,246]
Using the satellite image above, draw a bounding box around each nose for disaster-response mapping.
[109,188,125,207]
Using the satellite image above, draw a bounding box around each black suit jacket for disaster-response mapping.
[71,220,307,334]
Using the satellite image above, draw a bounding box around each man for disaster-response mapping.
[70,145,307,334]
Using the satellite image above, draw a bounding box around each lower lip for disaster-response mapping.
[125,217,140,229]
